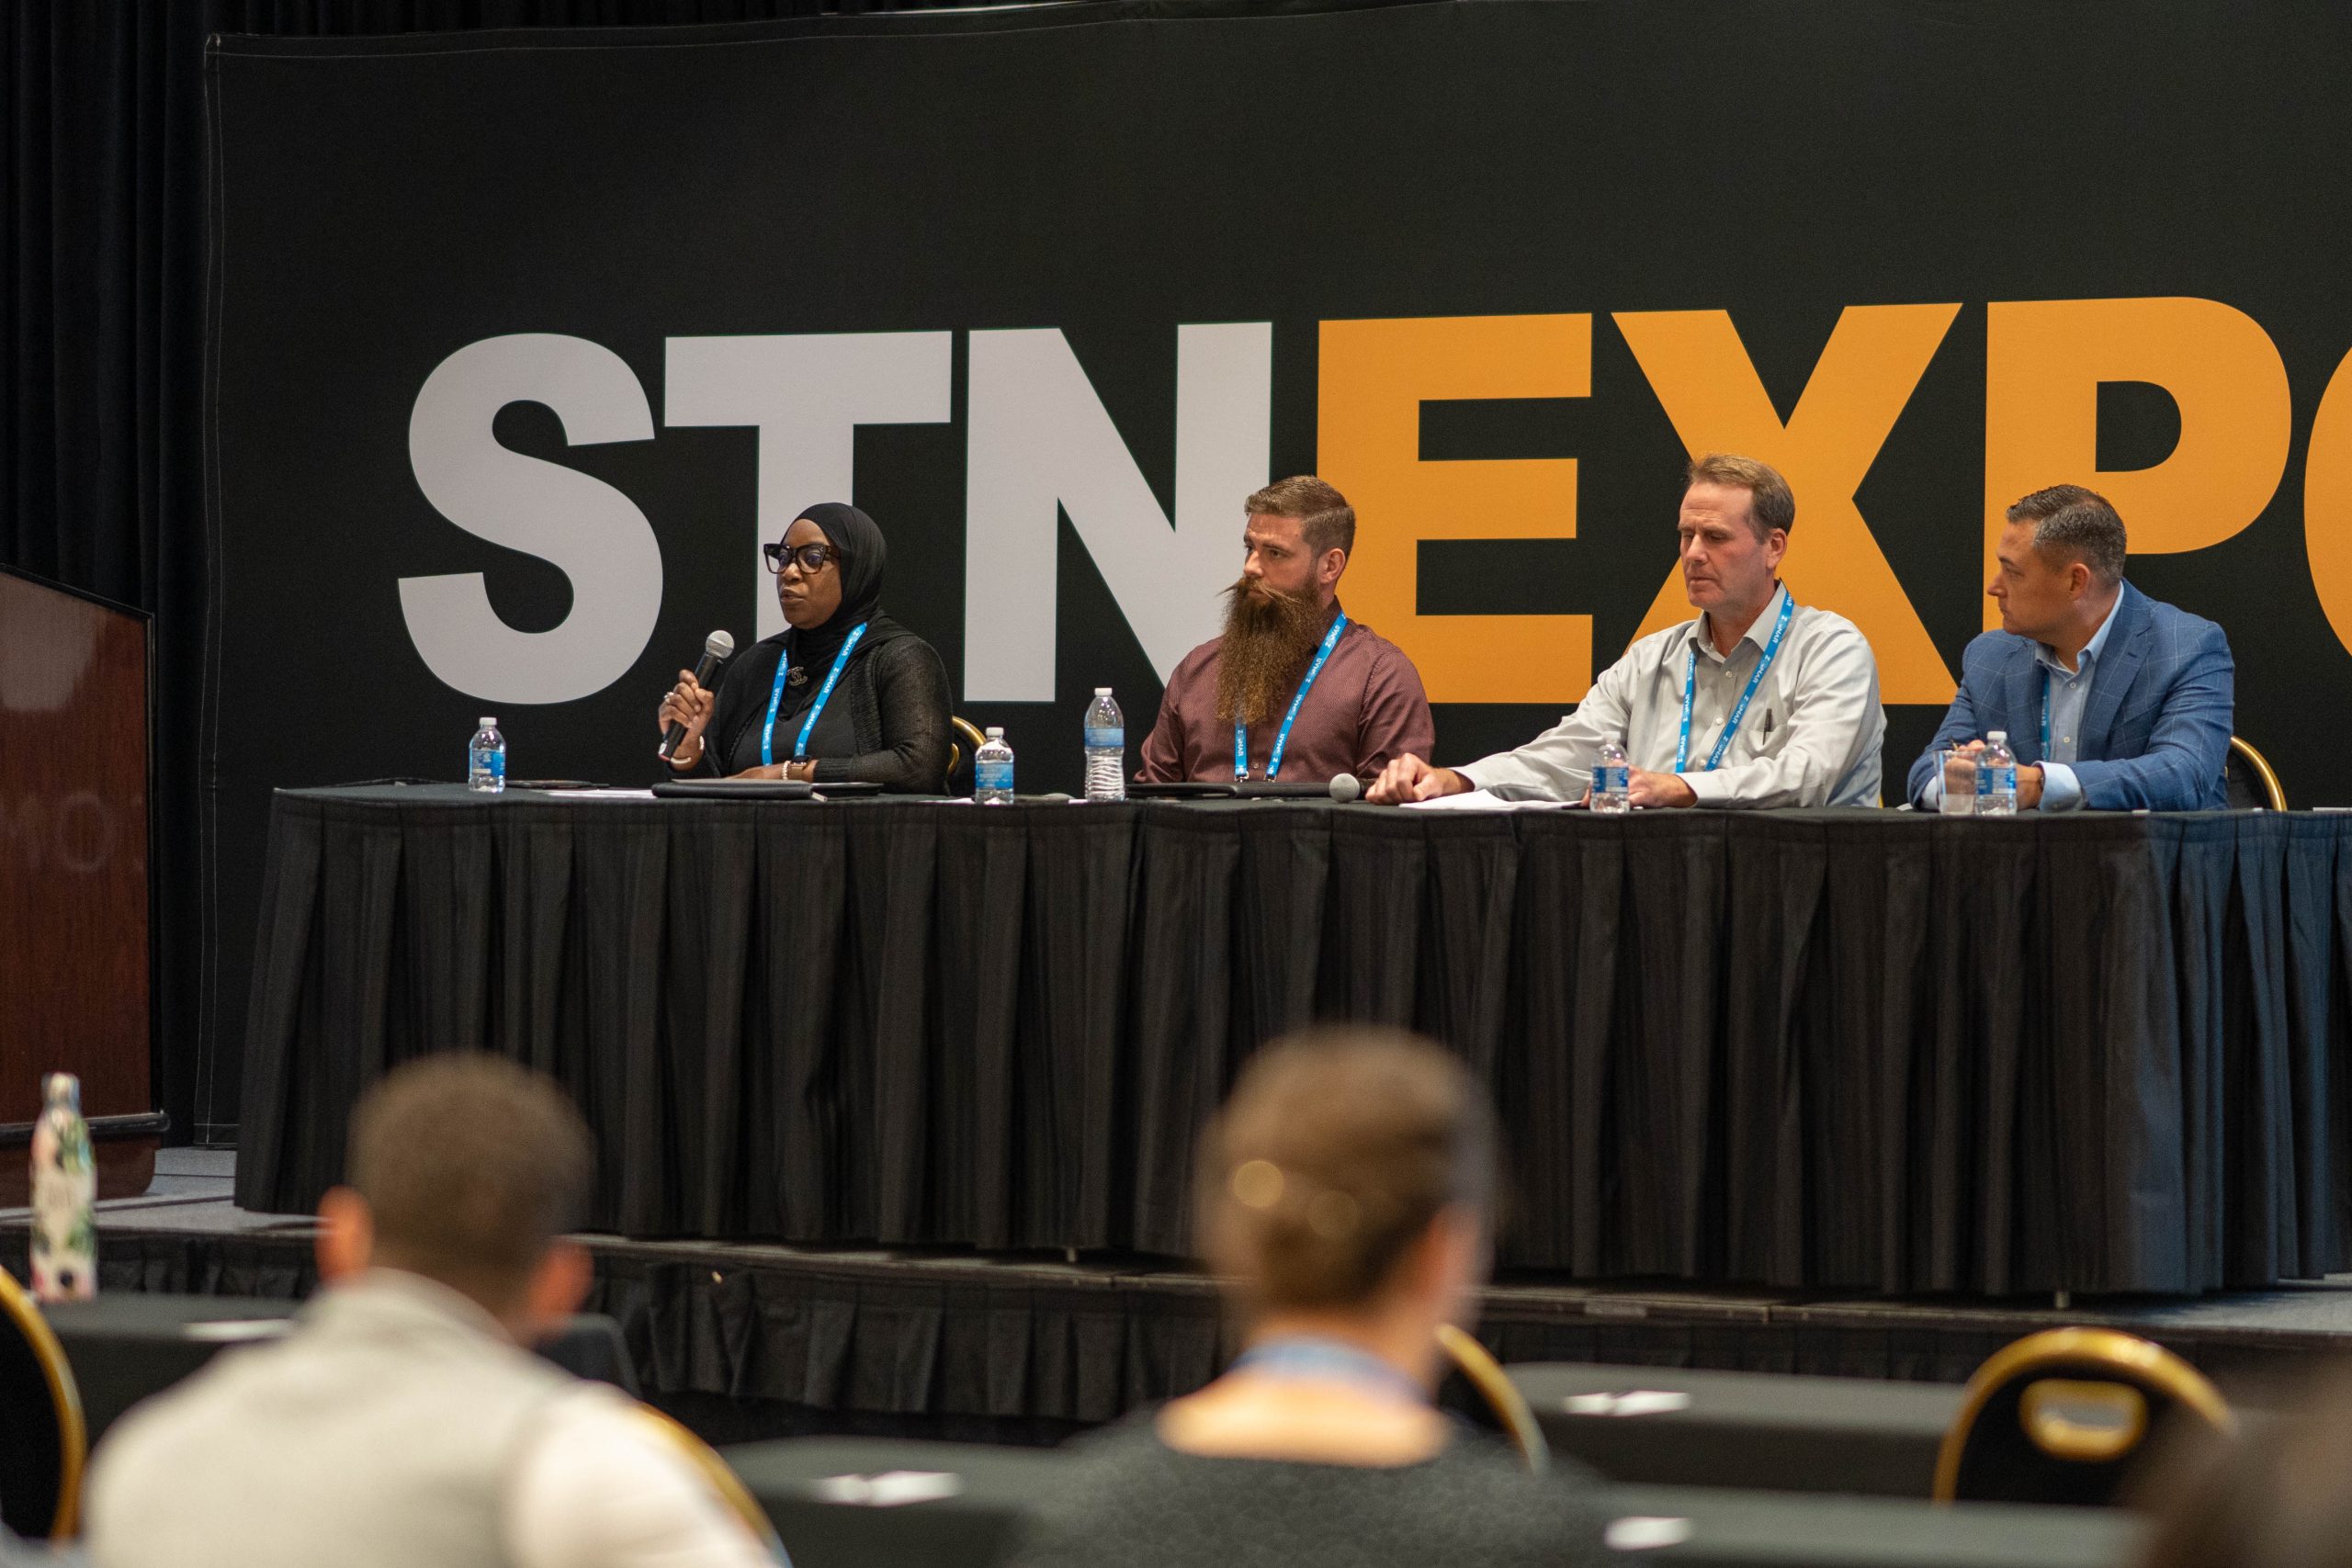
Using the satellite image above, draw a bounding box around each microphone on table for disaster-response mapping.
[657,629,735,761]
[1329,773,1363,803]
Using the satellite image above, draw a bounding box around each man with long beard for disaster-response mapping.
[1138,477,1433,785]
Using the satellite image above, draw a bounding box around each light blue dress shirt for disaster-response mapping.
[1924,594,2122,813]
[2030,593,2123,811]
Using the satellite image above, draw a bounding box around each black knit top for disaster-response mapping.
[681,621,951,793]
[1005,1412,1608,1568]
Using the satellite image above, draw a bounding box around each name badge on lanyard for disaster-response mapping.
[1673,592,1793,773]
[763,622,868,767]
[1235,614,1348,781]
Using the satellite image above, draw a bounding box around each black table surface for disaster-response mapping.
[237,785,2352,1293]
[42,1292,637,1443]
[728,1436,1067,1568]
[724,1435,2143,1568]
[1509,1362,1961,1497]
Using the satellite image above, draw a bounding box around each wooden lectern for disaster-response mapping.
[0,564,164,1202]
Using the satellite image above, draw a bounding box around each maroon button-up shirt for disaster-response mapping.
[1136,609,1435,784]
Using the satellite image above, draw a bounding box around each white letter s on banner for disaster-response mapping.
[400,333,662,704]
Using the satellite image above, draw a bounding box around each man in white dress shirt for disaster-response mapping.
[1369,454,1884,808]
[87,1055,774,1568]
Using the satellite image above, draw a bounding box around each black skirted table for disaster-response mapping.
[722,1436,2140,1568]
[1508,1362,1959,1496]
[36,1292,639,1442]
[235,785,2352,1295]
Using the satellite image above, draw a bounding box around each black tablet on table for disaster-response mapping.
[651,780,887,800]
[1128,780,1350,800]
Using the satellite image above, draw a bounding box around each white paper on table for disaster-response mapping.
[1563,1389,1694,1416]
[182,1319,295,1343]
[1400,788,1579,813]
[1604,1517,1695,1552]
[536,788,659,802]
[811,1471,967,1507]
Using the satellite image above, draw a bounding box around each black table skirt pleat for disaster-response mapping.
[235,787,2352,1295]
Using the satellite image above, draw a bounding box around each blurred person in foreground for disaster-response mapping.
[1009,1028,1605,1568]
[2131,1361,2352,1568]
[86,1055,773,1568]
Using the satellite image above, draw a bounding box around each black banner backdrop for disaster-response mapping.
[206,0,2352,1138]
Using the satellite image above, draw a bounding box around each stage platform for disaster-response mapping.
[10,1151,2352,1443]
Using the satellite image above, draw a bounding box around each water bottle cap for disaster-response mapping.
[1987,730,2007,743]
[1093,687,1112,697]
[986,727,1003,739]
[481,716,497,726]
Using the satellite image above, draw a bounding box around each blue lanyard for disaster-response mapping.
[1235,614,1348,781]
[2040,668,2052,762]
[1230,1334,1427,1405]
[762,622,868,766]
[1674,591,1794,773]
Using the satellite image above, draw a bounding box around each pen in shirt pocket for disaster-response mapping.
[1761,709,1776,738]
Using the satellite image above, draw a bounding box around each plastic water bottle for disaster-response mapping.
[1975,730,2018,816]
[468,716,506,794]
[975,727,1015,805]
[30,1073,96,1303]
[1591,739,1633,815]
[1083,688,1125,802]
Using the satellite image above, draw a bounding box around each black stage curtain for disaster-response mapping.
[235,788,2352,1297]
[0,0,1094,1145]
[6,2,212,1142]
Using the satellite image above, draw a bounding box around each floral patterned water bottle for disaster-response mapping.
[30,1073,96,1302]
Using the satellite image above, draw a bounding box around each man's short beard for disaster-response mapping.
[1216,576,1329,728]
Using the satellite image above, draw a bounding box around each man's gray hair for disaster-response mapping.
[2032,498,2127,588]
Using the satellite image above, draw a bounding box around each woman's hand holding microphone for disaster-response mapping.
[655,674,817,780]
[656,671,716,768]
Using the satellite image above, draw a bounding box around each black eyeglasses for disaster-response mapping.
[764,542,838,576]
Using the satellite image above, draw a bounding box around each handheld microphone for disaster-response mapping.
[658,629,735,761]
[1329,773,1363,803]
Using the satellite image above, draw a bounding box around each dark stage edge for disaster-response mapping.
[11,1196,2352,1439]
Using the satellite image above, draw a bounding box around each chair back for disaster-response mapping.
[628,1404,786,1562]
[0,1269,85,1538]
[944,716,988,793]
[2224,736,2286,811]
[1435,1325,1549,1472]
[1934,1328,2230,1506]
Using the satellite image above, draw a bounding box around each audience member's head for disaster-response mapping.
[317,1054,595,1341]
[1197,1027,1498,1344]
[1011,1034,1578,1568]
[2134,1364,2352,1568]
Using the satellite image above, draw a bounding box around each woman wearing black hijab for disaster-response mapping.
[656,502,952,792]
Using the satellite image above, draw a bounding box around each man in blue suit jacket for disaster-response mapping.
[1906,486,2233,811]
